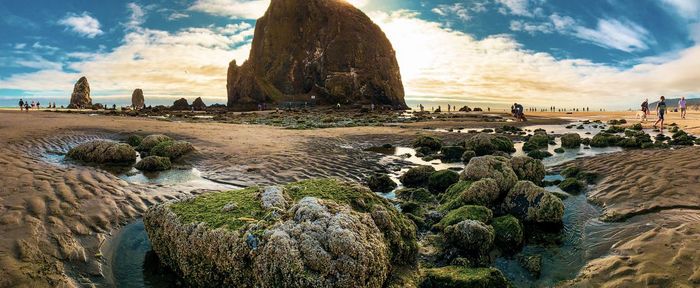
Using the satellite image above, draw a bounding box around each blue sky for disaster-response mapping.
[1,0,699,109]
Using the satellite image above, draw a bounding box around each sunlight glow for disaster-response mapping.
[344,0,368,8]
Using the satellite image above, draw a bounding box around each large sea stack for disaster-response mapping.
[227,0,406,111]
[68,77,92,109]
[132,89,145,109]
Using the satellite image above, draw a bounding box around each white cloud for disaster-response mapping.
[495,0,533,17]
[573,19,653,52]
[168,12,190,21]
[14,43,27,49]
[432,4,471,21]
[510,20,553,34]
[188,0,270,19]
[125,3,145,31]
[369,10,700,108]
[660,0,700,20]
[58,12,104,38]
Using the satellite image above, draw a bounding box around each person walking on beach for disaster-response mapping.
[679,97,687,119]
[24,102,29,112]
[654,96,667,130]
[19,99,24,111]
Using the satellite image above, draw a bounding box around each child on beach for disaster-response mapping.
[654,96,666,130]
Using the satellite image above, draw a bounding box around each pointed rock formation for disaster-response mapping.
[132,89,145,109]
[192,97,207,111]
[227,0,406,111]
[68,77,92,109]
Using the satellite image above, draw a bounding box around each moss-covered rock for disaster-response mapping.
[396,188,435,203]
[428,170,460,194]
[462,150,477,164]
[135,156,172,171]
[435,206,493,231]
[517,255,542,278]
[560,133,581,148]
[441,146,467,163]
[150,140,195,160]
[523,134,549,152]
[440,179,499,211]
[527,150,552,160]
[444,220,495,254]
[126,135,143,147]
[400,166,436,188]
[420,266,509,288]
[462,156,517,193]
[560,167,581,178]
[502,181,564,225]
[492,215,523,251]
[464,133,515,156]
[367,174,398,193]
[414,136,443,153]
[558,178,585,193]
[554,148,565,153]
[144,179,418,287]
[510,156,545,185]
[137,134,172,151]
[630,123,643,131]
[66,140,137,165]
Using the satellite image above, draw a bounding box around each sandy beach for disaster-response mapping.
[1,109,700,287]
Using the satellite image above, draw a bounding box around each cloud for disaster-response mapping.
[14,43,27,49]
[369,10,700,108]
[58,12,104,38]
[660,0,700,20]
[573,19,653,52]
[125,3,145,31]
[188,0,270,19]
[432,3,471,21]
[168,12,190,20]
[510,14,653,53]
[495,0,533,17]
[0,17,255,101]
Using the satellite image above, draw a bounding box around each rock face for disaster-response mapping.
[68,77,92,108]
[226,0,406,110]
[132,89,145,109]
[192,97,207,111]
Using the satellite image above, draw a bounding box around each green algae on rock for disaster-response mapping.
[413,136,443,153]
[150,140,195,160]
[560,133,582,148]
[440,179,500,211]
[558,178,585,194]
[464,133,515,156]
[137,134,173,151]
[492,215,524,251]
[400,165,437,188]
[420,266,509,288]
[144,179,418,287]
[462,156,517,193]
[428,170,460,194]
[502,181,564,225]
[66,140,137,165]
[434,206,493,231]
[367,173,398,193]
[134,156,172,171]
[510,156,545,185]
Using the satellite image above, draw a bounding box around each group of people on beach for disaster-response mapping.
[18,99,56,111]
[511,103,526,121]
[641,96,688,130]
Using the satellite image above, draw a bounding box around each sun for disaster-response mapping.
[344,0,368,8]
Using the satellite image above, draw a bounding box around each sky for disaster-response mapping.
[1,0,699,109]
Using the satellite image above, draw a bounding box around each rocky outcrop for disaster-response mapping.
[171,98,190,110]
[68,77,92,108]
[144,179,418,287]
[227,0,406,110]
[192,97,207,111]
[132,89,145,109]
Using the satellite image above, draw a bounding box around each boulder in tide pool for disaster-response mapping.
[67,140,137,165]
[510,156,545,185]
[420,266,509,288]
[400,165,436,188]
[137,134,173,151]
[150,141,194,160]
[503,181,564,225]
[135,156,172,171]
[462,156,517,193]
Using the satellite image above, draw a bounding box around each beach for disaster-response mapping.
[0,109,699,287]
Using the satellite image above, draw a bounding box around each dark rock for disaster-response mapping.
[67,140,137,165]
[367,174,397,193]
[172,98,190,110]
[400,165,436,188]
[428,170,459,194]
[192,97,207,111]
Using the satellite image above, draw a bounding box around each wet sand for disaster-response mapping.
[561,147,700,287]
[529,110,700,134]
[2,109,699,287]
[0,110,545,287]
